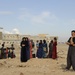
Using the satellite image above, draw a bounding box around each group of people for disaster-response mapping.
[48,37,57,59]
[20,37,57,62]
[36,37,57,59]
[20,37,35,62]
[0,30,75,71]
[0,42,16,59]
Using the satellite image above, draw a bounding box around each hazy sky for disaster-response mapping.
[0,0,75,42]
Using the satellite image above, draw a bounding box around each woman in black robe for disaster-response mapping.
[25,37,30,60]
[20,37,27,62]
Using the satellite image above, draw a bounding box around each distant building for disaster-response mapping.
[0,28,58,45]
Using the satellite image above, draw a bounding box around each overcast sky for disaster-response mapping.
[0,0,75,42]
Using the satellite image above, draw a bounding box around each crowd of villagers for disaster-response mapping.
[20,37,57,62]
[0,42,16,59]
[0,37,57,62]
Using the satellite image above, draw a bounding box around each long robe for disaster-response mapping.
[52,42,57,59]
[48,42,53,58]
[20,41,27,62]
[37,43,43,58]
[25,40,30,60]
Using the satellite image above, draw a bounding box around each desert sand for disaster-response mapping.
[0,44,75,75]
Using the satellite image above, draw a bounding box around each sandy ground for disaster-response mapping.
[0,44,75,75]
